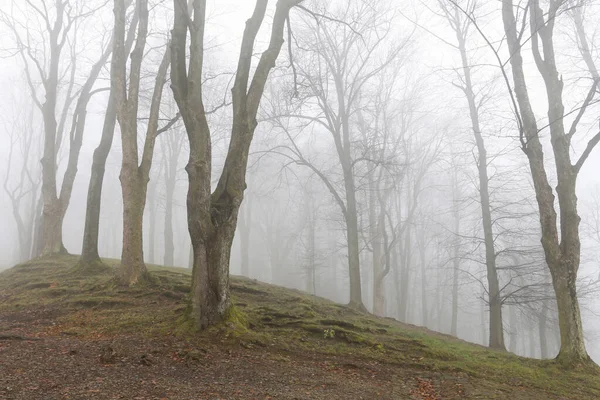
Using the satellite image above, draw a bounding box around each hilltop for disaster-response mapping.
[0,255,598,399]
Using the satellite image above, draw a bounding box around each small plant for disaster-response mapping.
[323,328,336,339]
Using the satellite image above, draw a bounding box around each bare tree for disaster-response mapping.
[440,0,505,350]
[113,0,173,285]
[2,99,41,262]
[2,0,109,256]
[501,0,599,365]
[170,0,302,328]
[264,0,409,310]
[81,1,139,267]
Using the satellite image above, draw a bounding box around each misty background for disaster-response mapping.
[1,0,599,362]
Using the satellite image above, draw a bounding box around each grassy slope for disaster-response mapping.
[1,255,599,399]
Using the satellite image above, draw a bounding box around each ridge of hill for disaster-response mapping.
[0,255,598,399]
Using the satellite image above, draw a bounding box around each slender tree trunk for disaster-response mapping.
[81,2,138,266]
[164,146,176,266]
[509,305,518,354]
[399,223,411,322]
[80,93,117,264]
[238,197,251,277]
[147,179,157,264]
[344,167,365,310]
[418,228,428,328]
[451,254,459,336]
[446,6,505,349]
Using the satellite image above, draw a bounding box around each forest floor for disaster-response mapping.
[1,256,599,399]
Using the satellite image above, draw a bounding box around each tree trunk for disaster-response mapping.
[238,197,251,277]
[509,305,518,354]
[119,175,148,284]
[539,298,549,359]
[163,141,177,266]
[190,220,236,328]
[80,93,117,264]
[552,265,587,362]
[398,223,411,322]
[343,167,365,310]
[418,229,428,328]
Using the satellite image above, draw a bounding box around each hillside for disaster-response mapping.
[0,256,598,399]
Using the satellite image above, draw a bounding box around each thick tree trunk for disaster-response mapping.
[41,199,67,255]
[190,222,235,329]
[552,265,587,363]
[119,176,148,284]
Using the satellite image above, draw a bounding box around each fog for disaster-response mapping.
[1,0,599,364]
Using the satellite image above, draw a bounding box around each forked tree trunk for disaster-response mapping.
[171,0,303,328]
[113,0,170,285]
[502,0,596,365]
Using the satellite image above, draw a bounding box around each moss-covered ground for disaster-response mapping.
[1,255,599,399]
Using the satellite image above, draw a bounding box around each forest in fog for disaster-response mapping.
[1,0,600,367]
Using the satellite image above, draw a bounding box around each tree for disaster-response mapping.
[440,0,505,350]
[113,0,174,285]
[81,2,139,267]
[170,0,302,328]
[2,0,109,256]
[2,98,41,262]
[161,126,185,267]
[265,0,408,310]
[501,0,599,365]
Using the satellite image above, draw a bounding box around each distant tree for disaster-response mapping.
[2,98,41,262]
[440,0,505,350]
[265,0,408,311]
[1,0,110,256]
